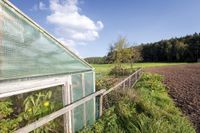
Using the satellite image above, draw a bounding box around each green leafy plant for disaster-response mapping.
[0,88,63,133]
[0,100,13,118]
[23,91,53,120]
[0,100,23,132]
[23,90,63,133]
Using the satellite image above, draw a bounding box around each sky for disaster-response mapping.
[9,0,200,58]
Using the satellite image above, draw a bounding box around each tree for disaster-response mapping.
[113,36,129,67]
[106,44,115,63]
[130,48,142,68]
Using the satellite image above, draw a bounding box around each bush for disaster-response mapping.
[109,66,135,76]
[96,77,118,91]
[84,57,106,64]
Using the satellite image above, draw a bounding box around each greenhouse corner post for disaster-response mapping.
[82,73,87,127]
[0,3,3,76]
[93,72,96,122]
[62,77,72,133]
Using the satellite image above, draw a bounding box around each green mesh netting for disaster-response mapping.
[84,72,94,96]
[85,99,95,126]
[73,104,84,132]
[72,74,83,102]
[71,73,95,132]
[0,1,91,81]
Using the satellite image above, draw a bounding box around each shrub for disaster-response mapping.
[96,77,119,91]
[109,66,135,76]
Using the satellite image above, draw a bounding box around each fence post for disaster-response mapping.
[135,70,138,80]
[137,69,140,79]
[138,70,140,79]
[139,69,142,78]
[99,95,103,116]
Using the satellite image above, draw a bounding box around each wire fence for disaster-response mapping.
[99,68,143,116]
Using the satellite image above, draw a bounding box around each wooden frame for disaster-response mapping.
[0,70,94,98]
[62,77,72,133]
[70,71,96,132]
[0,76,68,98]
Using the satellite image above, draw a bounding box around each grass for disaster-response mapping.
[79,73,195,133]
[92,62,187,74]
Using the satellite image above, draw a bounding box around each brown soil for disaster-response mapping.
[145,64,200,133]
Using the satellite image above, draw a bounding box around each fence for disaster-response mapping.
[98,68,143,116]
[0,68,142,133]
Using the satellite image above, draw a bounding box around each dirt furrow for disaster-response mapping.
[145,64,200,132]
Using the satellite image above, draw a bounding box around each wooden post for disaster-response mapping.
[138,70,140,79]
[0,3,3,76]
[99,95,103,117]
[123,82,125,90]
[62,80,72,133]
[135,71,137,81]
[139,69,142,78]
[82,73,87,127]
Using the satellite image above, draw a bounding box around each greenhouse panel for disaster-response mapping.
[71,72,95,132]
[0,1,92,81]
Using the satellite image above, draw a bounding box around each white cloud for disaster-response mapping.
[47,0,104,46]
[39,1,48,10]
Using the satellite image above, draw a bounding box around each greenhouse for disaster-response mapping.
[0,0,97,132]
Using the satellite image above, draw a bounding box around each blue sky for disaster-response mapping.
[10,0,200,57]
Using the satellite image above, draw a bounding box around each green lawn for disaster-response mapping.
[92,63,187,74]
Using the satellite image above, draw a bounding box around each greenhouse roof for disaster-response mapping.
[0,0,93,81]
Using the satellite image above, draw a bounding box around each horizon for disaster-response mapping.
[10,0,200,58]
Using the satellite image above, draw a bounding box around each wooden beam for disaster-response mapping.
[15,89,106,133]
[0,71,93,99]
[82,73,87,127]
[62,80,71,133]
[99,95,103,117]
[0,76,68,98]
[93,72,96,122]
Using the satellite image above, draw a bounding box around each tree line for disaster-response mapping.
[85,33,200,64]
[84,57,107,64]
[141,33,200,62]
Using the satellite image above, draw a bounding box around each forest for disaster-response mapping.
[85,33,200,63]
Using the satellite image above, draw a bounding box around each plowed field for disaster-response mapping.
[145,64,200,132]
